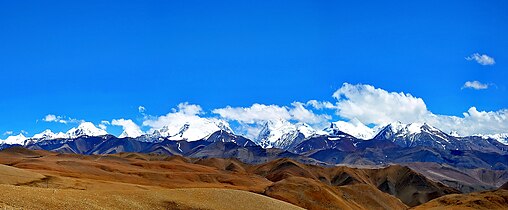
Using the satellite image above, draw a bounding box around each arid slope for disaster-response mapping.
[0,185,304,210]
[0,147,460,209]
[412,189,508,210]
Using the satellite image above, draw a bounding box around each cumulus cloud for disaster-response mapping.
[306,100,337,110]
[143,103,207,129]
[290,102,331,124]
[98,120,110,130]
[31,83,508,140]
[234,123,265,140]
[462,81,489,90]
[43,114,82,124]
[466,53,495,65]
[332,83,429,125]
[212,102,331,138]
[98,124,107,130]
[138,106,146,113]
[3,131,13,136]
[43,114,58,122]
[143,102,230,140]
[212,104,292,124]
[212,103,330,125]
[111,119,143,138]
[329,83,508,136]
[425,107,508,136]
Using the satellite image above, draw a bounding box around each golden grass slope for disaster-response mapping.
[0,147,463,210]
[412,189,508,210]
[0,185,304,210]
[0,164,45,185]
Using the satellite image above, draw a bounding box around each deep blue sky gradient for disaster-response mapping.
[1,0,507,136]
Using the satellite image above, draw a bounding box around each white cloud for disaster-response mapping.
[3,131,13,136]
[329,83,508,136]
[213,103,329,125]
[98,124,107,130]
[138,106,146,113]
[31,83,508,140]
[462,81,489,90]
[98,120,109,130]
[332,83,429,125]
[306,100,337,110]
[289,102,331,125]
[425,107,508,136]
[212,104,291,124]
[43,114,58,122]
[142,102,230,140]
[212,102,331,138]
[235,123,264,140]
[98,121,110,130]
[174,102,203,115]
[43,114,82,124]
[466,53,495,65]
[111,119,143,138]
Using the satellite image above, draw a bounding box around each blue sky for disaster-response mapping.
[1,0,507,137]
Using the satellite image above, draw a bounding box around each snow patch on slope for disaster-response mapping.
[149,119,233,141]
[255,119,315,149]
[476,133,508,145]
[66,122,108,138]
[1,133,27,145]
[325,119,376,139]
[32,129,67,140]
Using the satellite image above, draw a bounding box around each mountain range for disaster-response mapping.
[2,119,507,150]
[1,119,507,192]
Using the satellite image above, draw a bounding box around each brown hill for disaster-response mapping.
[0,164,46,185]
[369,165,459,206]
[403,162,508,193]
[249,158,458,207]
[0,148,459,209]
[413,189,508,210]
[0,185,304,210]
[265,176,407,210]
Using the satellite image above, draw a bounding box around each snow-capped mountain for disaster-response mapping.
[66,122,108,139]
[205,130,257,147]
[255,119,316,149]
[32,129,67,140]
[2,118,507,155]
[22,129,69,145]
[143,119,233,142]
[475,133,508,145]
[324,119,377,140]
[0,133,27,145]
[373,122,455,149]
[118,128,143,138]
[1,123,107,146]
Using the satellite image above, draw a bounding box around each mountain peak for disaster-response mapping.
[324,119,376,140]
[375,122,452,148]
[255,119,315,149]
[383,122,439,136]
[147,119,233,142]
[1,133,27,145]
[118,128,143,138]
[66,122,108,138]
[32,129,67,140]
